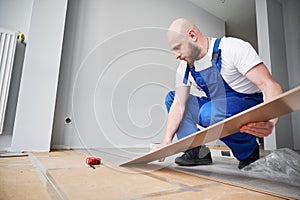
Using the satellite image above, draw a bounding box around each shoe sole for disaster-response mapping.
[175,158,212,166]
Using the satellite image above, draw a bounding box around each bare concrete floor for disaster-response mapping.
[0,148,298,199]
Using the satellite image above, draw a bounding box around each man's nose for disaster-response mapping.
[175,52,181,59]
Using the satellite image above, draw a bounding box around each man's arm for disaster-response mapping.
[151,86,190,157]
[240,63,282,137]
[163,86,190,143]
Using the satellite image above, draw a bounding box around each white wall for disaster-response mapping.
[10,0,68,151]
[0,0,33,37]
[0,0,33,150]
[52,0,225,150]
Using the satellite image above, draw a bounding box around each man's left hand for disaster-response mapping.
[240,120,275,137]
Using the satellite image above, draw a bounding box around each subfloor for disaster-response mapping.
[0,148,299,200]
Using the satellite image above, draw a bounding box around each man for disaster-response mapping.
[152,18,282,169]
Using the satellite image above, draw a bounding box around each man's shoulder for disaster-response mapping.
[220,37,248,46]
[218,37,253,56]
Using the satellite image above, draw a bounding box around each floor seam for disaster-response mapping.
[28,153,68,200]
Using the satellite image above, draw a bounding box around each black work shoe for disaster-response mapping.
[175,145,213,166]
[238,143,260,169]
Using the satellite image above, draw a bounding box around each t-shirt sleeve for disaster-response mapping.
[175,61,192,87]
[232,39,263,75]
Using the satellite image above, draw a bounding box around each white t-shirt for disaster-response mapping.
[176,37,262,94]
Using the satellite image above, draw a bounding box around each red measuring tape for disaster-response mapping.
[86,157,101,165]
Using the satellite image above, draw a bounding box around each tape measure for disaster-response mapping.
[86,157,101,165]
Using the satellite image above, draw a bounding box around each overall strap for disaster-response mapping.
[212,38,222,71]
[183,38,222,84]
[183,64,190,84]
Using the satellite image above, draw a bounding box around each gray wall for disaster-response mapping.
[1,0,297,152]
[267,0,292,149]
[52,0,225,150]
[1,0,298,152]
[281,0,300,149]
[256,0,300,150]
[225,0,258,52]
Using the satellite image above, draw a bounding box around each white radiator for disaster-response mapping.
[0,28,20,134]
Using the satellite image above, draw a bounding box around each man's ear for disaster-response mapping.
[188,29,197,41]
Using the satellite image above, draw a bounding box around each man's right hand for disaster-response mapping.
[150,141,171,162]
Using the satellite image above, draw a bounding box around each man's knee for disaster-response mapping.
[165,91,175,112]
[199,112,211,127]
[199,106,227,127]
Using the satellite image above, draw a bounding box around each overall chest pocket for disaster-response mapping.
[195,67,219,88]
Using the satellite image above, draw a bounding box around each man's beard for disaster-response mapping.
[187,45,200,65]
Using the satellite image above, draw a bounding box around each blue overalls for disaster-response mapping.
[165,38,263,161]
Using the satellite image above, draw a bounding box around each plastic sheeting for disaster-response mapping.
[242,148,300,186]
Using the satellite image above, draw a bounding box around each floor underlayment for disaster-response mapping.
[82,147,300,199]
[0,148,299,199]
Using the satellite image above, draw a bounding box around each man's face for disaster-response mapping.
[168,32,200,64]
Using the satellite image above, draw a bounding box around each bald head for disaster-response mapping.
[167,18,204,45]
[167,18,208,62]
[168,18,195,35]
